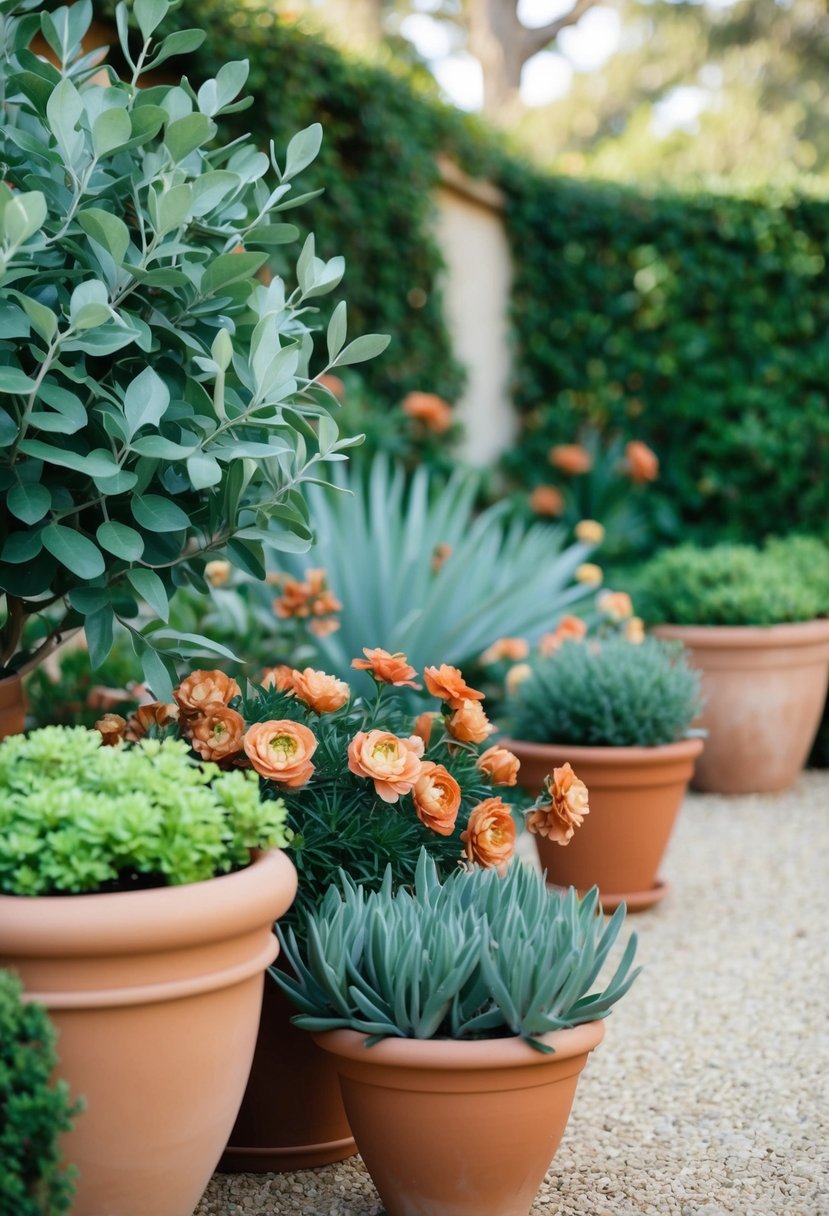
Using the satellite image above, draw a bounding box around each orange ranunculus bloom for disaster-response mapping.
[204,559,231,587]
[174,670,241,718]
[461,797,516,871]
[574,519,605,545]
[598,590,634,622]
[125,701,179,741]
[625,616,646,644]
[96,713,127,745]
[243,720,317,787]
[625,440,659,484]
[351,647,422,689]
[316,372,346,400]
[538,615,588,657]
[188,704,246,762]
[273,568,341,622]
[402,391,453,434]
[479,637,530,666]
[549,444,592,475]
[505,663,533,696]
[413,710,439,749]
[291,668,350,714]
[412,762,462,836]
[308,617,341,637]
[529,484,565,517]
[525,763,589,845]
[446,699,494,745]
[347,729,423,803]
[423,664,484,709]
[260,665,297,693]
[477,745,520,787]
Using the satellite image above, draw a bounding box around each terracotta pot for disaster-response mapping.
[312,1021,604,1216]
[503,736,704,911]
[0,672,25,739]
[654,620,829,794]
[1,849,297,1216]
[218,967,356,1172]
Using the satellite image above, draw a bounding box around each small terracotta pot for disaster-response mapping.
[218,968,356,1172]
[654,619,829,794]
[0,672,25,739]
[1,849,297,1216]
[313,1021,604,1216]
[503,736,704,911]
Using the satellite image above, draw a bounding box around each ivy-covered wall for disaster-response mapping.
[127,1,829,543]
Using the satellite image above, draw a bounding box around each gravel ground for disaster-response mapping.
[195,772,829,1216]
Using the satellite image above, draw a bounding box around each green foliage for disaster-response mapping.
[275,850,640,1050]
[0,0,386,693]
[24,633,140,728]
[635,536,829,627]
[507,636,702,749]
[0,726,289,895]
[0,969,79,1215]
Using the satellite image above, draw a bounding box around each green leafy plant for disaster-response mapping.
[634,536,829,627]
[0,0,386,695]
[507,635,702,748]
[274,851,640,1052]
[0,725,290,895]
[0,969,80,1215]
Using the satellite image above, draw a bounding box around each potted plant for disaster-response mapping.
[502,626,703,911]
[0,0,386,731]
[638,537,829,793]
[273,851,640,1216]
[0,725,296,1216]
[97,651,526,1171]
[0,969,81,1216]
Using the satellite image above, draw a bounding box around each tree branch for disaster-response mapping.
[519,0,599,62]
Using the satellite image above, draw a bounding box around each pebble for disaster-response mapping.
[195,772,829,1215]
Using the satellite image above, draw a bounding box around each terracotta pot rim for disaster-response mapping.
[1,847,297,957]
[653,618,829,649]
[312,1020,605,1070]
[501,736,705,767]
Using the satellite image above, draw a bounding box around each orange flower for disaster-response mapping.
[505,663,533,696]
[188,704,246,762]
[309,617,341,638]
[96,713,127,745]
[625,616,646,644]
[574,519,605,545]
[529,485,565,517]
[260,665,297,693]
[431,542,452,573]
[347,729,423,803]
[316,372,346,400]
[423,664,484,708]
[480,637,530,666]
[477,745,520,787]
[413,710,439,749]
[525,763,589,845]
[549,444,592,475]
[538,615,588,657]
[273,568,341,622]
[446,699,494,745]
[575,562,603,586]
[243,720,317,787]
[174,670,241,718]
[402,391,453,434]
[412,762,461,836]
[351,647,421,689]
[625,440,659,484]
[204,559,231,587]
[291,668,350,714]
[598,590,634,622]
[461,798,516,871]
[125,701,179,741]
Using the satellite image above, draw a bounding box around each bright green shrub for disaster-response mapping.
[507,636,701,748]
[0,970,79,1215]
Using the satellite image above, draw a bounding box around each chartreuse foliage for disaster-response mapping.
[0,0,387,692]
[507,636,702,749]
[635,536,829,627]
[275,851,640,1052]
[0,970,80,1215]
[0,725,289,895]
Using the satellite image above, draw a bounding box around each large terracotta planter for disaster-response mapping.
[1,849,297,1216]
[655,619,829,794]
[218,967,356,1172]
[0,672,25,739]
[504,736,704,911]
[313,1021,604,1216]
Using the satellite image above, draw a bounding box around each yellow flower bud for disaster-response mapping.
[575,562,603,585]
[574,519,605,545]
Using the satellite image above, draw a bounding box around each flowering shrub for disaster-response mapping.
[97,649,577,919]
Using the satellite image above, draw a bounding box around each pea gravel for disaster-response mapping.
[194,772,829,1216]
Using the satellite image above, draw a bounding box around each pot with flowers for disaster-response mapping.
[501,601,703,912]
[98,649,525,1172]
[274,850,640,1216]
[0,725,296,1216]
